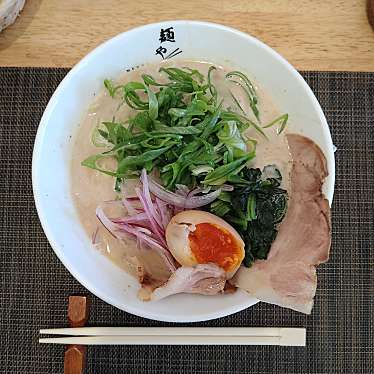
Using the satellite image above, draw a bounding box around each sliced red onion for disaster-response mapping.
[96,206,176,272]
[144,172,221,209]
[114,222,176,272]
[102,199,124,206]
[135,187,167,247]
[175,185,215,198]
[91,227,100,245]
[96,170,223,276]
[172,206,185,215]
[113,212,148,224]
[140,169,162,222]
[187,186,206,197]
[122,198,138,215]
[126,196,142,201]
[175,184,190,197]
[112,216,151,231]
[135,226,154,235]
[96,206,125,239]
[155,197,173,230]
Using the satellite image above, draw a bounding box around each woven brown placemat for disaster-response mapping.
[0,68,373,373]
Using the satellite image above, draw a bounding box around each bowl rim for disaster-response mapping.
[32,20,335,322]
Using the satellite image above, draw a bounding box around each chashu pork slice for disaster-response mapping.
[232,134,331,314]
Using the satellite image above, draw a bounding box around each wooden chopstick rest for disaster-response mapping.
[64,296,90,374]
[67,295,90,327]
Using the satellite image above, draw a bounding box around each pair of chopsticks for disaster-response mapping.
[39,327,306,346]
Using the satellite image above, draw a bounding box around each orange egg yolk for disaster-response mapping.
[188,222,242,272]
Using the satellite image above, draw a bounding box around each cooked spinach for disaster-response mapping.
[208,165,288,266]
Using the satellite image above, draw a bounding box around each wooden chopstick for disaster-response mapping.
[39,327,306,346]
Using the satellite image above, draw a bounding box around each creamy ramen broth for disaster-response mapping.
[70,60,292,277]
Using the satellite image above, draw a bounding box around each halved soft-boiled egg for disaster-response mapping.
[165,210,245,278]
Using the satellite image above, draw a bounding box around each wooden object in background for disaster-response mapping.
[64,296,90,374]
[0,0,373,71]
[0,0,25,32]
[368,0,374,29]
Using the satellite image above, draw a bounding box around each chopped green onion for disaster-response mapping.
[263,114,288,134]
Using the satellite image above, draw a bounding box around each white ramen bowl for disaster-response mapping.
[33,21,335,322]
